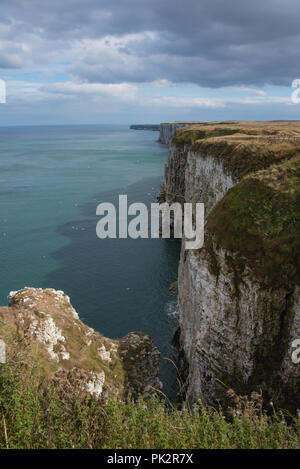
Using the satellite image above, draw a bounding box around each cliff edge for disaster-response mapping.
[163,120,300,411]
[0,287,161,401]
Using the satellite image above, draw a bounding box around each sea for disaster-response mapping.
[0,124,181,398]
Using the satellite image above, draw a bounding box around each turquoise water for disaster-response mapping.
[0,125,180,397]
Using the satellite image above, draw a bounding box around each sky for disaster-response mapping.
[0,0,300,125]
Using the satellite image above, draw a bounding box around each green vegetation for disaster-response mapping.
[172,121,300,178]
[171,121,300,288]
[172,124,241,147]
[2,122,300,449]
[0,288,127,399]
[207,157,300,288]
[193,137,300,179]
[0,360,299,449]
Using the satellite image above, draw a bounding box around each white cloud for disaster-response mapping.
[42,81,139,101]
[236,87,268,96]
[5,78,293,108]
[146,96,226,108]
[149,79,176,88]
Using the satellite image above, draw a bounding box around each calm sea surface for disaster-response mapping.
[0,125,180,398]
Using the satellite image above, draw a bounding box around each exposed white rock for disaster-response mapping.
[85,328,94,346]
[278,286,300,385]
[179,241,300,407]
[8,288,79,319]
[48,289,79,319]
[86,371,105,398]
[7,291,17,304]
[29,315,67,362]
[98,344,112,362]
[185,151,234,214]
[110,343,118,353]
[1,287,161,400]
[0,339,6,364]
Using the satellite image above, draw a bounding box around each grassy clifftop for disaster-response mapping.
[207,157,300,288]
[172,120,300,179]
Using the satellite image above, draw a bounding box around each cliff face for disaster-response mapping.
[159,123,182,145]
[164,143,188,203]
[159,122,205,145]
[164,144,235,212]
[0,287,161,400]
[163,121,300,411]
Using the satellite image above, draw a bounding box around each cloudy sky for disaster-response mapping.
[0,0,300,125]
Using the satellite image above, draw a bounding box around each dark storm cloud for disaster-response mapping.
[1,0,300,87]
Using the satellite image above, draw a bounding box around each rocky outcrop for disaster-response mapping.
[119,332,162,398]
[0,287,161,401]
[164,121,300,411]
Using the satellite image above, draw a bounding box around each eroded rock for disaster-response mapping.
[0,287,161,401]
[120,332,162,398]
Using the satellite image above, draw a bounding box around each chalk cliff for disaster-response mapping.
[163,121,300,411]
[0,287,161,400]
[159,122,206,145]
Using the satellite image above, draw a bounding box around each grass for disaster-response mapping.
[0,360,299,449]
[171,121,300,179]
[171,125,241,147]
[0,288,127,400]
[206,157,300,288]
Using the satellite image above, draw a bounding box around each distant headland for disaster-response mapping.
[130,124,160,131]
